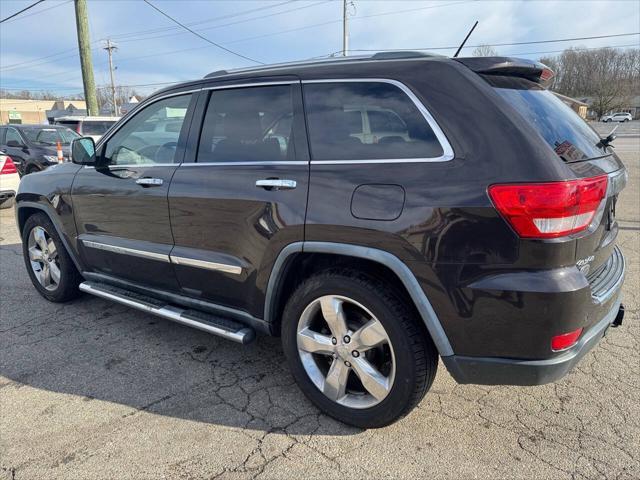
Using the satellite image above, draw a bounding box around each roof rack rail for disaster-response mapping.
[370,51,436,60]
[204,69,229,79]
[202,51,438,79]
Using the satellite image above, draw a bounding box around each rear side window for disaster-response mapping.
[303,82,444,161]
[198,85,294,163]
[486,75,608,161]
[82,121,115,136]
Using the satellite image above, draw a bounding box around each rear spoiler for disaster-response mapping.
[454,57,554,87]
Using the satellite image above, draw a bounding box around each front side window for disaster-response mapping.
[198,85,294,163]
[303,82,444,161]
[103,94,192,165]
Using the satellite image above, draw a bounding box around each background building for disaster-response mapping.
[0,99,87,125]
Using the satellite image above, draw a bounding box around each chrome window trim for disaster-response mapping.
[202,80,298,91]
[83,163,177,169]
[170,255,243,275]
[181,161,308,167]
[82,240,170,262]
[95,88,202,151]
[302,78,455,165]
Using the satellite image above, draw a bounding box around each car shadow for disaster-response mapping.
[0,243,360,436]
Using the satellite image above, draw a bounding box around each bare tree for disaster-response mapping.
[541,47,639,118]
[96,85,143,114]
[472,45,498,57]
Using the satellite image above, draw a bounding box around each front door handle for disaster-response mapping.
[136,177,163,187]
[255,179,297,191]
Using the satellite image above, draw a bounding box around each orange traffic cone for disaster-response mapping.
[56,141,64,163]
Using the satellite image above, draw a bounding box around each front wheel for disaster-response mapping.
[22,213,82,302]
[281,269,438,428]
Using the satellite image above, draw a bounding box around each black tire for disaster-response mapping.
[25,165,41,175]
[281,269,438,428]
[22,212,82,302]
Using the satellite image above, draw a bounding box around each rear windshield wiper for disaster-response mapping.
[597,125,618,149]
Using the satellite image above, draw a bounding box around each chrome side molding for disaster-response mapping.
[81,239,242,274]
[170,255,243,275]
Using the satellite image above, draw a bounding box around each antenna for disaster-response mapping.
[453,21,479,58]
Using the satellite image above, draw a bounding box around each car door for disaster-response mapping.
[168,79,309,317]
[72,91,198,291]
[2,127,29,173]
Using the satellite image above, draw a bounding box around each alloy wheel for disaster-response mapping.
[296,295,396,409]
[27,226,61,291]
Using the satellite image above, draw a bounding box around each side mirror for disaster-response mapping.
[6,140,23,148]
[71,137,96,165]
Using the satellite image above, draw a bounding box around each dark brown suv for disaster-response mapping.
[15,53,626,427]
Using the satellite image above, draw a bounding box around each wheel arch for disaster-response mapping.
[265,242,454,357]
[16,202,84,273]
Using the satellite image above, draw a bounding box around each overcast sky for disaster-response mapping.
[1,0,639,96]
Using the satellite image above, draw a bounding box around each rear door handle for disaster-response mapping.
[255,179,297,190]
[136,178,163,187]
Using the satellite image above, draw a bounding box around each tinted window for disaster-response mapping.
[487,76,608,162]
[23,128,79,145]
[368,109,407,134]
[198,85,294,163]
[82,121,116,135]
[104,94,192,165]
[0,128,6,144]
[303,82,443,161]
[5,128,23,145]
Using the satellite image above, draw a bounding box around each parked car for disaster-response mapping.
[53,116,120,141]
[0,125,80,175]
[601,112,633,122]
[0,153,20,208]
[15,53,626,428]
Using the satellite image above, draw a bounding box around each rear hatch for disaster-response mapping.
[457,57,626,275]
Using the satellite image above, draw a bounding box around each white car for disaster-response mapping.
[0,153,20,209]
[601,112,633,122]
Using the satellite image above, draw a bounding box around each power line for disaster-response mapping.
[0,0,46,23]
[142,0,264,65]
[4,41,638,93]
[1,0,70,24]
[117,1,331,45]
[0,1,302,71]
[110,0,297,41]
[346,32,640,53]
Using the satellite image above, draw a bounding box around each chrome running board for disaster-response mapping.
[79,281,255,344]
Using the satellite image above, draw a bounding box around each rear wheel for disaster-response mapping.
[22,213,82,302]
[281,269,438,428]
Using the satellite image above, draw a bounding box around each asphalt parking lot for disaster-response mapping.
[1,137,638,480]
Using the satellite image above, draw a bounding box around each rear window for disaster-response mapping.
[303,82,444,161]
[486,76,608,162]
[82,121,116,135]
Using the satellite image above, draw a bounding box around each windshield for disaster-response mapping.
[23,127,80,146]
[486,75,609,162]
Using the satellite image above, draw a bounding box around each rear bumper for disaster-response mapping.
[443,296,624,385]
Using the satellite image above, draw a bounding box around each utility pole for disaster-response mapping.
[342,0,349,56]
[103,39,118,116]
[74,0,98,116]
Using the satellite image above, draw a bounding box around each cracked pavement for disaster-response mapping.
[1,137,638,479]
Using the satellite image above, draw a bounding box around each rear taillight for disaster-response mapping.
[488,176,608,239]
[0,156,18,175]
[551,328,583,351]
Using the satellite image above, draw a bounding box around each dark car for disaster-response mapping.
[0,124,80,175]
[15,53,626,428]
